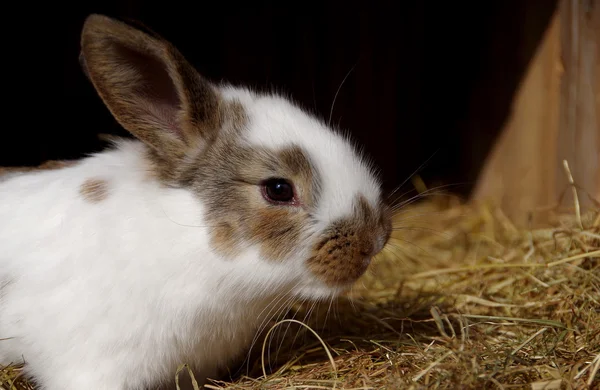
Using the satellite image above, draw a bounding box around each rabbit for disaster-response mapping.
[0,14,392,390]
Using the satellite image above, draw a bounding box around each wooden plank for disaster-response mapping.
[472,0,599,227]
[471,4,563,227]
[556,0,600,211]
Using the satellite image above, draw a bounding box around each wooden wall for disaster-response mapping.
[473,0,599,226]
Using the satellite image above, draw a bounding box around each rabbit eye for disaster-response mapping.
[262,178,296,204]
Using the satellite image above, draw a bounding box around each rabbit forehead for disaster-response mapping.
[228,90,382,224]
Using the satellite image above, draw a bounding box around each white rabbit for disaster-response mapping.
[0,14,392,390]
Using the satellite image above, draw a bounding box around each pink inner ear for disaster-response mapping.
[140,100,182,136]
[113,43,183,137]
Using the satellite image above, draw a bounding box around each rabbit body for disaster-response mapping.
[0,140,293,389]
[0,14,392,390]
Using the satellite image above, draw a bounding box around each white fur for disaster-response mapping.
[0,88,382,390]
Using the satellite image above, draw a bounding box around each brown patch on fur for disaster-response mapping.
[307,195,392,286]
[223,100,247,135]
[187,139,321,262]
[277,146,321,207]
[249,208,309,260]
[210,221,243,258]
[38,160,77,170]
[79,178,109,203]
[80,14,225,184]
[0,160,76,176]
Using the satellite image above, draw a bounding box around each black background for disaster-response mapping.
[2,0,557,197]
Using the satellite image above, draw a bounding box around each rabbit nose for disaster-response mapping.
[362,256,372,268]
[359,242,374,257]
[360,236,387,264]
[374,237,386,255]
[358,242,376,267]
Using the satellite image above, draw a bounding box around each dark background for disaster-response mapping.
[2,0,557,197]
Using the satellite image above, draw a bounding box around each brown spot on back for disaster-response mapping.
[307,195,392,286]
[38,160,77,170]
[80,178,109,203]
[0,160,76,177]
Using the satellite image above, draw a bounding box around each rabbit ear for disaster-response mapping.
[80,14,222,162]
[79,51,90,81]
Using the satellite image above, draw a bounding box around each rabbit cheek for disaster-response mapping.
[210,221,244,258]
[207,203,307,262]
[249,208,308,262]
[207,206,306,262]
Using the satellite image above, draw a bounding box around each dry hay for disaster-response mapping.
[1,194,599,390]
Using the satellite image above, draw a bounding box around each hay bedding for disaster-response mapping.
[1,194,599,390]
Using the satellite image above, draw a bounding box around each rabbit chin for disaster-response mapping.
[292,280,353,301]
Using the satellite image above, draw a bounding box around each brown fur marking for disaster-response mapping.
[308,195,392,286]
[249,208,309,261]
[189,139,321,262]
[0,160,76,176]
[277,146,321,207]
[210,221,243,258]
[80,178,109,203]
